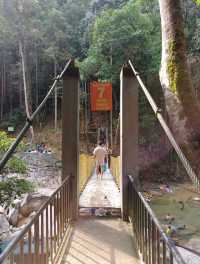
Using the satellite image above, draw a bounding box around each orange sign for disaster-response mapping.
[90,82,112,111]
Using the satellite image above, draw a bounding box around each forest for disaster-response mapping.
[0,0,199,127]
[0,0,200,182]
[1,1,200,262]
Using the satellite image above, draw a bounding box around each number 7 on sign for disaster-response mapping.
[97,85,105,98]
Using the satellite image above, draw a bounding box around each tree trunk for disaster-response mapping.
[159,0,200,174]
[8,72,13,116]
[35,48,39,108]
[19,40,34,141]
[0,60,4,121]
[54,59,57,131]
[19,71,23,109]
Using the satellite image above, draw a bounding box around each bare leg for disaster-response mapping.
[100,165,103,180]
[96,166,100,180]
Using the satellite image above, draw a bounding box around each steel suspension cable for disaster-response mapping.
[0,59,72,172]
[128,60,200,192]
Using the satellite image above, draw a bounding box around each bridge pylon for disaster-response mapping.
[120,64,139,220]
[62,60,80,220]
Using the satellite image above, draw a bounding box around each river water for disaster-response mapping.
[149,183,200,262]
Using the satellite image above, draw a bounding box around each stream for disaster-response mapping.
[148,183,200,263]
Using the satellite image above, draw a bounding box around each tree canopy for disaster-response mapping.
[0,0,199,125]
[79,0,161,83]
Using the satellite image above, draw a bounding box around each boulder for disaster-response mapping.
[8,207,20,226]
[17,216,30,227]
[0,214,10,240]
[20,193,49,217]
[16,211,35,227]
[0,206,5,214]
[13,199,21,209]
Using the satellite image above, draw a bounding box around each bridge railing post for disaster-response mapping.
[62,60,80,221]
[120,64,139,221]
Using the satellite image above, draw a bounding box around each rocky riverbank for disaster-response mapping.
[0,151,61,252]
[0,193,49,242]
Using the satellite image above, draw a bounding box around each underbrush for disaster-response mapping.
[0,177,35,207]
[6,157,27,173]
[0,131,27,173]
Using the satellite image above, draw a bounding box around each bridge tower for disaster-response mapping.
[62,61,80,220]
[120,64,139,220]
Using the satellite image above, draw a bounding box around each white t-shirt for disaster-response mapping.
[93,146,106,165]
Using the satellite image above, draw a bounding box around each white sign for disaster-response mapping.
[8,127,14,132]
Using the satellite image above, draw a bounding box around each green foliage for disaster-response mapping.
[0,0,199,125]
[0,109,26,130]
[167,41,177,94]
[6,157,27,173]
[0,178,35,207]
[140,113,155,130]
[0,131,27,172]
[79,0,161,83]
[183,0,200,53]
[0,0,92,123]
[0,131,25,153]
[0,131,15,153]
[139,91,156,131]
[9,109,26,127]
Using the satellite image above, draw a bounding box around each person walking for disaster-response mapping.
[93,142,107,180]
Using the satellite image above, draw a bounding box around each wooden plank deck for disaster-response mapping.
[62,217,140,264]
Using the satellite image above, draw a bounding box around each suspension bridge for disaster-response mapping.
[0,59,200,264]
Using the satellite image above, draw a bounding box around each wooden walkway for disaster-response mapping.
[79,169,121,208]
[56,170,200,264]
[62,171,139,264]
[62,217,140,264]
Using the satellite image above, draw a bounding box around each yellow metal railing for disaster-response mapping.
[79,154,94,192]
[79,154,121,191]
[110,156,120,188]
